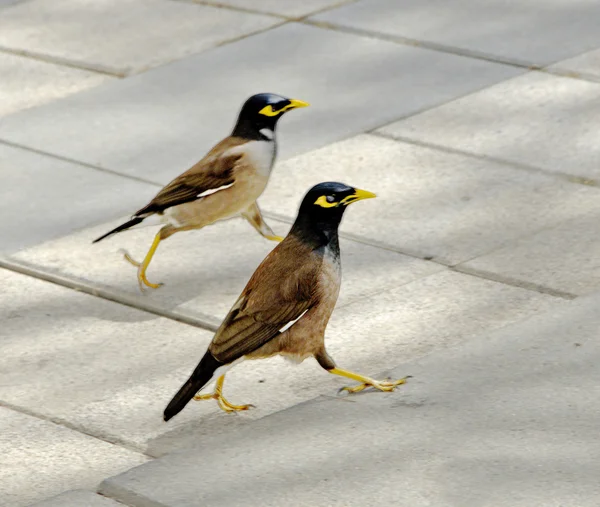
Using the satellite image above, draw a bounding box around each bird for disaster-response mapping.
[163,181,409,421]
[92,93,309,291]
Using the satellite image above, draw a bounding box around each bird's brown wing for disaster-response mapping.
[134,137,248,216]
[209,238,321,364]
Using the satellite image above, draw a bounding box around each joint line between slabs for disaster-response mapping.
[0,45,126,77]
[300,19,600,85]
[0,398,152,457]
[451,265,577,300]
[371,131,600,189]
[265,210,575,300]
[0,139,162,188]
[171,0,360,21]
[0,256,220,331]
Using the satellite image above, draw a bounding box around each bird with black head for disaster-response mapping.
[93,93,309,291]
[163,181,409,421]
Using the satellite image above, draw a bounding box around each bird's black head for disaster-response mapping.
[231,93,309,140]
[291,182,376,246]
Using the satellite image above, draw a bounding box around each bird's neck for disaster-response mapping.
[290,215,341,252]
[231,119,275,142]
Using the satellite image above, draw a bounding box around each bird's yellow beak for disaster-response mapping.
[341,188,377,206]
[288,99,310,109]
[259,99,310,116]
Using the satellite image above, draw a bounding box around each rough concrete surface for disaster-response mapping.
[99,290,600,507]
[0,408,147,507]
[0,23,522,182]
[0,52,111,117]
[0,0,279,74]
[314,0,600,66]
[379,72,600,180]
[28,490,126,507]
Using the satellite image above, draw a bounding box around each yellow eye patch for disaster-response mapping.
[259,103,295,117]
[259,99,309,117]
[314,195,339,208]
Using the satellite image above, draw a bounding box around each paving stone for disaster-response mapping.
[313,0,600,66]
[549,48,600,81]
[0,144,158,254]
[261,134,600,264]
[0,52,111,117]
[0,0,30,9]
[460,210,600,297]
[99,288,598,507]
[0,261,558,458]
[379,72,600,180]
[0,0,279,75]
[0,23,523,183]
[28,490,124,507]
[0,407,147,507]
[11,214,441,319]
[213,0,347,18]
[0,268,220,453]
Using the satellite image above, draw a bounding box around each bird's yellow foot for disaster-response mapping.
[194,392,253,413]
[119,249,163,291]
[265,235,284,242]
[339,376,411,394]
[121,249,141,267]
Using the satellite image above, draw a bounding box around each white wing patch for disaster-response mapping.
[197,182,234,198]
[279,309,309,333]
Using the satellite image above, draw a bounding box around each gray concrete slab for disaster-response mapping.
[0,264,558,457]
[0,407,147,507]
[28,490,125,507]
[213,0,348,18]
[313,0,600,66]
[99,289,600,507]
[549,48,600,81]
[262,134,600,264]
[0,52,111,117]
[0,23,523,183]
[460,209,600,297]
[0,143,158,254]
[11,215,441,321]
[0,0,279,75]
[379,72,600,180]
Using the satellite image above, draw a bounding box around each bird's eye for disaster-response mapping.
[326,195,336,203]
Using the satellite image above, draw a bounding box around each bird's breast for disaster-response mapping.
[229,140,276,178]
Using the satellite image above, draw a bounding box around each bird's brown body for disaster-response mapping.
[214,235,341,366]
[163,182,408,421]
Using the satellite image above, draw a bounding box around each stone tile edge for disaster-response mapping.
[0,255,221,331]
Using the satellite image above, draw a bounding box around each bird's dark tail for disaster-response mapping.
[92,216,144,243]
[163,351,223,422]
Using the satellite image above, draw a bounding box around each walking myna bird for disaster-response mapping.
[163,181,409,421]
[92,93,309,291]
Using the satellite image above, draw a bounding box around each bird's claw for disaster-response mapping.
[338,376,411,395]
[120,249,141,267]
[120,249,163,291]
[265,235,284,242]
[194,392,253,413]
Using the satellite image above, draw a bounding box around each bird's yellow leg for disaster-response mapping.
[329,367,410,394]
[193,375,253,413]
[242,203,284,242]
[122,251,141,267]
[121,233,163,291]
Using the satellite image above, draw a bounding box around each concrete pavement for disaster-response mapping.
[1,0,600,505]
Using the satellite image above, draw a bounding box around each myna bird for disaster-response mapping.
[163,181,408,421]
[92,93,309,291]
